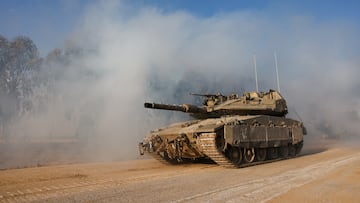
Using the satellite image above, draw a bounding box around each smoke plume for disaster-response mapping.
[1,1,360,168]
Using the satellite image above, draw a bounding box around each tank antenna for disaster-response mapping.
[274,51,281,93]
[253,54,259,92]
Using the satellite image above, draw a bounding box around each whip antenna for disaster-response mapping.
[253,54,259,92]
[274,51,281,93]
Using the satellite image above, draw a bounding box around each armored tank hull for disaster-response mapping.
[139,115,304,168]
[139,90,305,167]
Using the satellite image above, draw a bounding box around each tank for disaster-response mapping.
[139,89,306,168]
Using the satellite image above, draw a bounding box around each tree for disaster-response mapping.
[0,35,9,93]
[0,35,41,138]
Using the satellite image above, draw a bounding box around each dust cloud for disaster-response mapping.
[1,1,360,169]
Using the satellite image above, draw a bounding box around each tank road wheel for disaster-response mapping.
[288,145,296,157]
[279,146,289,158]
[229,147,243,165]
[255,148,267,161]
[244,148,255,163]
[267,148,278,159]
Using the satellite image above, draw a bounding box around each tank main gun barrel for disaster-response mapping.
[144,102,207,114]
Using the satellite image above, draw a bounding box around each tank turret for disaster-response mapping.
[144,89,288,119]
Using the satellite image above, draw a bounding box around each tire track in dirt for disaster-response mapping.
[0,164,215,203]
[173,152,360,203]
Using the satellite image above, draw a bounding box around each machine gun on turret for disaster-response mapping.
[190,93,229,106]
[189,93,225,97]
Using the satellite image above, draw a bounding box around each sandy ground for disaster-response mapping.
[0,138,135,170]
[0,142,360,202]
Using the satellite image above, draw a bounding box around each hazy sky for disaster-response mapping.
[1,0,359,55]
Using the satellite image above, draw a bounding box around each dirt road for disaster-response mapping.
[1,144,360,202]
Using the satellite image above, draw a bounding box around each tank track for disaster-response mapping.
[199,133,302,168]
[148,133,302,168]
[199,133,236,168]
